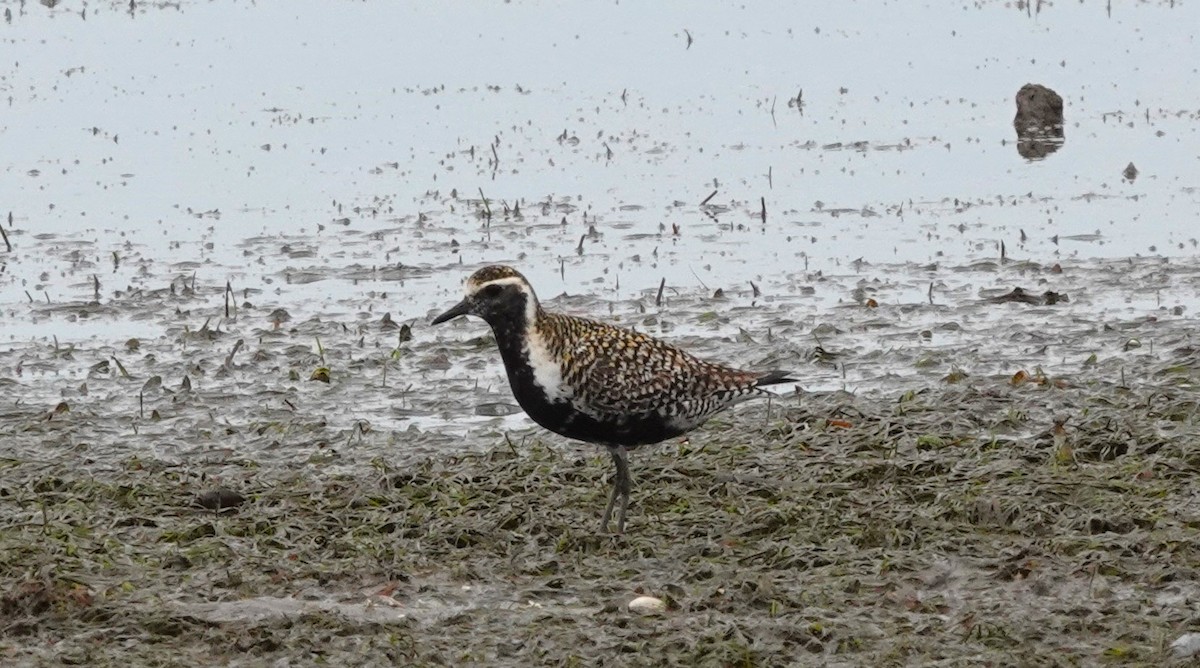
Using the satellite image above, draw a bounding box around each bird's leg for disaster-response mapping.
[600,445,632,533]
[600,446,619,532]
[601,486,617,533]
[614,446,631,534]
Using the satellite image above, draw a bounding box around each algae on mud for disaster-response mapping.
[2,223,1198,667]
[2,234,1200,668]
[3,334,1200,665]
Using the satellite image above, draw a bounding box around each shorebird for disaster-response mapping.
[431,265,797,533]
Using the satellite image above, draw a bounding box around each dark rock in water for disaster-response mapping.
[1123,162,1139,181]
[1014,83,1064,131]
[986,286,1069,306]
[1013,83,1065,160]
[195,489,246,511]
[1042,290,1069,305]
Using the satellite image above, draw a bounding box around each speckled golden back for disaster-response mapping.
[536,311,765,419]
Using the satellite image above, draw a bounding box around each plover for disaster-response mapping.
[431,265,797,533]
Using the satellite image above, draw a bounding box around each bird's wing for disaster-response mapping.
[564,323,761,418]
[572,353,678,416]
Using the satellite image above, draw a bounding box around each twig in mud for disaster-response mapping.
[700,190,718,206]
[225,281,233,318]
[491,143,500,167]
[770,96,777,127]
[760,197,767,223]
[504,433,519,457]
[478,188,492,219]
[811,330,825,350]
[767,166,773,189]
[224,339,244,368]
[0,223,10,252]
[1000,241,1007,264]
[576,234,586,255]
[25,290,33,303]
[655,278,666,307]
[928,282,934,305]
[111,355,131,379]
[93,275,100,301]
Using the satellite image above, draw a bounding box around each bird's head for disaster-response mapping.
[431,265,540,330]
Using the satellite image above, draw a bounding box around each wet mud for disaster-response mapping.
[3,248,1200,665]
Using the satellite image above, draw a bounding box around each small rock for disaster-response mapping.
[627,595,666,615]
[196,489,246,511]
[1171,633,1200,658]
[1122,162,1138,181]
[474,402,521,417]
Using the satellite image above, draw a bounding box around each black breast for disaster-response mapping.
[489,323,686,449]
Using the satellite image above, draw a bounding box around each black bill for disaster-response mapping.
[431,298,472,325]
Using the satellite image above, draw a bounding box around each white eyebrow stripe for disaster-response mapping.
[465,275,529,295]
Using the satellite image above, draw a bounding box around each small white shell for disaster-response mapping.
[627,596,667,615]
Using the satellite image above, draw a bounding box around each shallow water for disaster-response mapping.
[4,0,1198,317]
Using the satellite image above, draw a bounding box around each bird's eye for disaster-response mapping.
[480,284,503,298]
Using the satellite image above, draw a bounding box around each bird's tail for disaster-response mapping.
[755,370,799,386]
